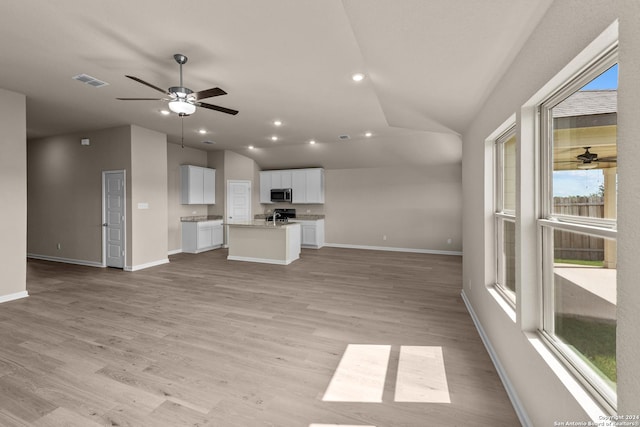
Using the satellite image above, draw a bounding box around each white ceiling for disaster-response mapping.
[0,0,553,170]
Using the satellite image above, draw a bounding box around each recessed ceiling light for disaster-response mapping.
[248,145,255,150]
[198,129,207,134]
[352,73,365,82]
[273,120,282,126]
[309,140,316,145]
[365,132,372,137]
[271,136,278,141]
[160,110,170,115]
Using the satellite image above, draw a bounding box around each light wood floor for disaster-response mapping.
[0,248,520,426]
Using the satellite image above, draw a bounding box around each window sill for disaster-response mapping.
[487,284,516,323]
[526,332,612,421]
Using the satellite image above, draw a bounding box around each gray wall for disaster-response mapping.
[27,126,131,265]
[213,150,263,221]
[616,0,640,415]
[130,125,168,268]
[27,125,168,270]
[462,0,639,423]
[0,88,27,301]
[167,143,209,252]
[325,165,462,252]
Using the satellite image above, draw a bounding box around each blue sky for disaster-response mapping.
[580,64,618,90]
[553,170,603,197]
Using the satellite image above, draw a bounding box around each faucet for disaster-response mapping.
[272,211,280,226]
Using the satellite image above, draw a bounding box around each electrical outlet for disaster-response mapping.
[447,238,452,244]
[57,243,61,250]
[383,235,387,241]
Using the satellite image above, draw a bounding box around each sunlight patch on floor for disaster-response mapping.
[395,345,450,403]
[322,344,451,404]
[322,344,391,402]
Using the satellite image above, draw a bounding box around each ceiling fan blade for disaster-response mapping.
[125,75,168,94]
[193,87,227,100]
[598,157,617,162]
[116,97,164,100]
[196,102,239,115]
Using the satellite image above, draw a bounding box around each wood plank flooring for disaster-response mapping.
[0,248,520,426]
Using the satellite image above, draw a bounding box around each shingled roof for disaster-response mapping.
[553,90,617,118]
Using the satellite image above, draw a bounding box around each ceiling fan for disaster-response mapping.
[555,147,617,169]
[117,53,238,116]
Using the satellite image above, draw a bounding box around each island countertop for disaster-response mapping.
[226,220,300,229]
[180,215,223,222]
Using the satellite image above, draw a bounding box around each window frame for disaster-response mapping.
[537,47,618,411]
[494,124,517,307]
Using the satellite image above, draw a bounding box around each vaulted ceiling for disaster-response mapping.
[0,0,553,169]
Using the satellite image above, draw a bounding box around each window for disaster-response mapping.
[539,49,618,409]
[495,125,516,305]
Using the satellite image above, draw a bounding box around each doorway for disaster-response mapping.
[102,170,126,268]
[226,180,252,222]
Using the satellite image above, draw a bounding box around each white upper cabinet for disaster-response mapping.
[279,170,292,189]
[291,170,306,204]
[202,168,216,204]
[304,168,324,204]
[292,168,324,204]
[261,168,324,204]
[181,165,216,205]
[260,171,274,204]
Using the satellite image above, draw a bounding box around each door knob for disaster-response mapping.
[102,223,108,227]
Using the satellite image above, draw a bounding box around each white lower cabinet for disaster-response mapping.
[182,220,224,253]
[290,219,324,249]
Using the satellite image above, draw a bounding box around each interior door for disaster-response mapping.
[103,171,125,268]
[226,180,251,223]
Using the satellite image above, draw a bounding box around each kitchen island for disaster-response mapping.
[226,221,301,265]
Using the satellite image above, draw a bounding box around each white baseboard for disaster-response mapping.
[461,290,532,427]
[168,249,182,256]
[0,291,29,304]
[125,258,170,272]
[27,253,103,268]
[324,243,462,256]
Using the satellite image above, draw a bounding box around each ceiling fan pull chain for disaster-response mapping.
[181,114,184,148]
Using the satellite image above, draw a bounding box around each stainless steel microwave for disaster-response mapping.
[270,188,292,202]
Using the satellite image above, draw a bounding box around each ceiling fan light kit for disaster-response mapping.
[577,162,599,170]
[169,100,196,115]
[117,53,238,117]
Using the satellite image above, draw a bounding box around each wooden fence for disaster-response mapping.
[553,196,605,261]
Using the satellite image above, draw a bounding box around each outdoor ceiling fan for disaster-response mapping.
[555,147,617,170]
[117,54,238,116]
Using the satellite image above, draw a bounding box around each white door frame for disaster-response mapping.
[225,180,252,247]
[102,170,126,268]
[225,180,252,222]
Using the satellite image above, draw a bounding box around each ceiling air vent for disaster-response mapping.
[72,74,109,88]
[339,134,350,140]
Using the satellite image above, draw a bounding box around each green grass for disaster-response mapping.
[554,258,604,267]
[555,315,616,384]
